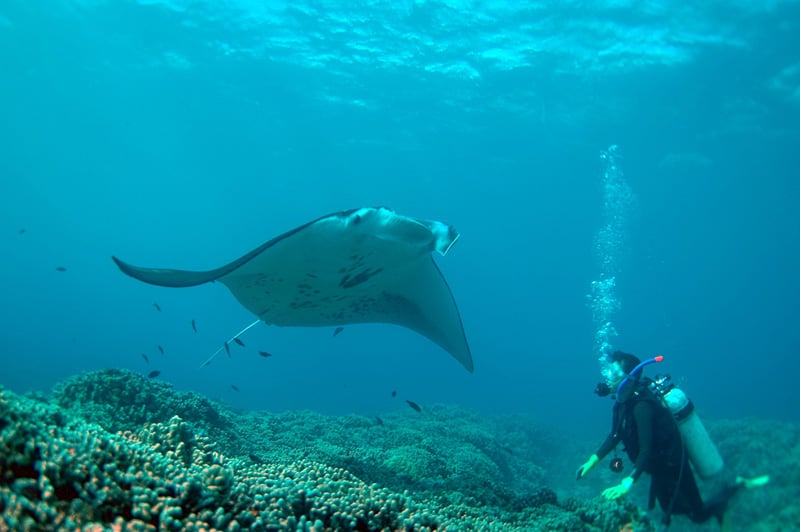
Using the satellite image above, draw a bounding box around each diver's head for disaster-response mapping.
[607,351,641,388]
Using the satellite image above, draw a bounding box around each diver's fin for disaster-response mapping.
[735,474,770,489]
[720,475,771,532]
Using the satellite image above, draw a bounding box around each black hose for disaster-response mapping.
[661,416,687,529]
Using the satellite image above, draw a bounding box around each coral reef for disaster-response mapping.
[231,404,572,507]
[4,369,792,531]
[0,370,649,531]
[52,369,232,438]
[705,418,800,532]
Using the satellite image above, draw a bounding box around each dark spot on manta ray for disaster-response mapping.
[339,267,384,289]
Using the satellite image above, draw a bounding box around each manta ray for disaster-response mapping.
[112,207,473,372]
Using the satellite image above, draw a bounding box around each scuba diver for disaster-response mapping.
[575,351,768,529]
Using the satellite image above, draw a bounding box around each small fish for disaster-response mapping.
[157,345,164,355]
[147,370,161,379]
[257,351,273,358]
[374,416,384,426]
[191,319,197,333]
[18,228,26,234]
[249,453,263,463]
[405,400,422,412]
[233,337,245,347]
[391,390,397,398]
[153,302,161,312]
[201,359,212,368]
[333,326,344,337]
[224,342,231,357]
[141,353,150,364]
[55,267,67,272]
[231,384,240,392]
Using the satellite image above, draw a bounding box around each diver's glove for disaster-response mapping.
[576,454,600,480]
[602,476,634,500]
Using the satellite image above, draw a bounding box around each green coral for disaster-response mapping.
[2,371,658,531]
[52,368,230,434]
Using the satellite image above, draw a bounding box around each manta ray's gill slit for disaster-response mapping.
[328,311,343,320]
[348,297,376,317]
[378,291,419,316]
[297,295,319,306]
[289,300,319,310]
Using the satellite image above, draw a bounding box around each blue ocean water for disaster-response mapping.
[1,0,798,440]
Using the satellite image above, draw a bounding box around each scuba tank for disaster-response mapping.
[649,373,724,480]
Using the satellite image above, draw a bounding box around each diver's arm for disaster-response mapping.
[578,405,620,481]
[629,401,656,481]
[577,432,618,479]
[601,404,654,499]
[577,431,618,480]
[594,403,622,460]
[595,432,619,461]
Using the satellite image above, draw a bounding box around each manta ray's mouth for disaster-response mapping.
[112,207,473,372]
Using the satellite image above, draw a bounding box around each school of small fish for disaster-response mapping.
[33,247,390,404]
[135,301,281,391]
[35,285,410,407]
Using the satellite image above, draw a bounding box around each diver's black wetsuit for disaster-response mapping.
[595,383,730,523]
